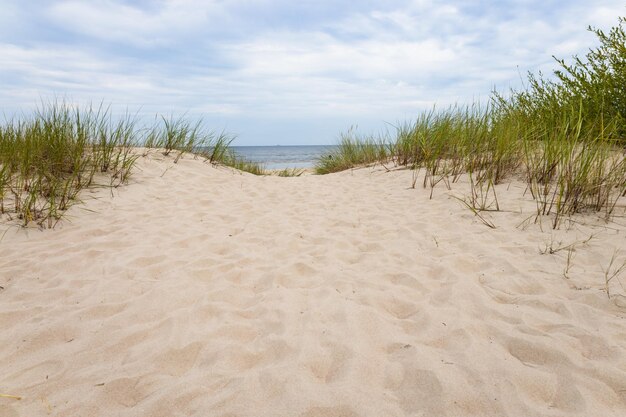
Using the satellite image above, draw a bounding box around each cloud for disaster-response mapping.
[1,0,625,144]
[228,33,456,80]
[46,0,220,47]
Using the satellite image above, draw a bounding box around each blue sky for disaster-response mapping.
[1,1,624,145]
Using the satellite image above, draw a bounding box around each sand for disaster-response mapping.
[1,151,625,417]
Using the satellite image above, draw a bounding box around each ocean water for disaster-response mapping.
[230,145,335,170]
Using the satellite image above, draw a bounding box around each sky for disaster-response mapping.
[1,1,624,145]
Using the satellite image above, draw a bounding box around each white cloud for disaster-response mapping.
[1,0,625,144]
[227,33,456,81]
[47,0,221,46]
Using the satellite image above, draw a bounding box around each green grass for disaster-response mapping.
[200,131,234,164]
[314,15,626,228]
[275,167,305,177]
[221,152,267,175]
[0,101,139,228]
[315,128,389,174]
[144,122,266,175]
[0,102,267,228]
[3,16,625,229]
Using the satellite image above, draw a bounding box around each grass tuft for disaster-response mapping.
[275,167,305,177]
[0,103,266,227]
[0,101,139,228]
[315,127,388,174]
[314,15,626,228]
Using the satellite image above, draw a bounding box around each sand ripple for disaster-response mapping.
[1,153,625,416]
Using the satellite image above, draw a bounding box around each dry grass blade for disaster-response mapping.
[602,250,626,298]
[0,393,22,400]
[451,195,496,229]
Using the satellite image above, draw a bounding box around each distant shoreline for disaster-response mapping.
[229,144,337,170]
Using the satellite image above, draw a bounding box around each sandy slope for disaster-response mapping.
[1,151,625,417]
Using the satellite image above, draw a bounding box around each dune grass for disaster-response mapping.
[143,119,266,175]
[314,15,626,228]
[0,102,140,228]
[315,128,389,174]
[3,17,624,228]
[275,167,305,177]
[220,152,267,175]
[0,102,267,228]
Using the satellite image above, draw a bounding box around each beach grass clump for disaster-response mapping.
[521,108,626,227]
[201,131,234,164]
[219,151,266,175]
[502,66,626,227]
[508,16,626,140]
[397,100,624,227]
[314,14,626,228]
[275,167,305,177]
[195,131,266,175]
[0,104,268,227]
[143,119,267,175]
[145,116,223,163]
[315,128,388,174]
[0,101,139,228]
[223,156,267,175]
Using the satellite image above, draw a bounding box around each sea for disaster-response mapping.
[229,145,335,170]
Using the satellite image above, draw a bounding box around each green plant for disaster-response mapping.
[202,131,234,164]
[603,250,626,298]
[315,128,388,174]
[221,151,266,175]
[315,15,626,229]
[276,167,305,177]
[0,101,140,228]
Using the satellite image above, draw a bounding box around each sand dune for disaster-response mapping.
[1,151,625,416]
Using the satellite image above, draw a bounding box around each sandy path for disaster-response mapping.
[1,152,625,416]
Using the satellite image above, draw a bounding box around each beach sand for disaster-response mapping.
[1,151,625,416]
